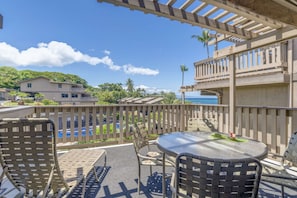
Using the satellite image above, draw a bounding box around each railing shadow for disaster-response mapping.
[67,166,110,198]
[101,171,172,198]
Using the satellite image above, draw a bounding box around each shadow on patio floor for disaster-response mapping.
[101,172,171,198]
[67,166,110,198]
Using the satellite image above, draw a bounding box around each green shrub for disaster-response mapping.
[41,99,58,105]
[23,98,34,103]
[96,124,114,135]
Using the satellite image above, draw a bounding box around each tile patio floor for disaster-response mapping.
[1,143,297,197]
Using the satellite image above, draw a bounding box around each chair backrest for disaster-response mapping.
[132,123,149,153]
[174,153,262,198]
[283,131,297,166]
[0,118,68,196]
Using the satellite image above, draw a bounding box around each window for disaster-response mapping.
[61,93,68,98]
[27,83,32,88]
[58,84,62,88]
[71,94,78,98]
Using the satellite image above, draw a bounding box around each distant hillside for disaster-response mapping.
[0,66,89,89]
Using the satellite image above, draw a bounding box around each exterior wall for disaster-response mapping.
[190,38,297,108]
[221,84,289,107]
[0,89,11,100]
[20,77,97,105]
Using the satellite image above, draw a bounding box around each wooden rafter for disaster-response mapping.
[97,0,297,46]
[231,0,297,27]
[214,27,297,57]
[272,0,297,12]
[203,0,284,29]
[97,0,258,39]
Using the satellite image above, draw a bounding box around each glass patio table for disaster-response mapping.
[156,131,268,197]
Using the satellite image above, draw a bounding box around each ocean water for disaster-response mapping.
[185,97,218,104]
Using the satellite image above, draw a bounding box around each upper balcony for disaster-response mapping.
[185,42,290,91]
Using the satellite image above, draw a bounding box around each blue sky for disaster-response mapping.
[0,0,218,97]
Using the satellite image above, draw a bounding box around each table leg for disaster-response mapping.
[162,153,166,198]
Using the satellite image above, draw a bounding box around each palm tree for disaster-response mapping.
[126,78,134,96]
[180,64,188,86]
[192,29,212,58]
[180,64,188,104]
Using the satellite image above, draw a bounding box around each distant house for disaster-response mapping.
[0,88,12,101]
[19,77,97,105]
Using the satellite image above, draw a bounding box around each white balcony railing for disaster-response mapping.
[0,104,296,155]
[194,42,288,82]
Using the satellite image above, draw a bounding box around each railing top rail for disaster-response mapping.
[0,106,35,119]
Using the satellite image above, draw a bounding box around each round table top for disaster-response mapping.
[156,131,268,160]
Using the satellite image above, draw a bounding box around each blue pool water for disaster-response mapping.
[58,123,120,138]
[58,127,93,138]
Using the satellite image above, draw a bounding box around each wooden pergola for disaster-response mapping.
[97,0,297,134]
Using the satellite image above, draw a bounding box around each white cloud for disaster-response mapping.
[0,41,158,75]
[123,64,159,75]
[103,50,110,55]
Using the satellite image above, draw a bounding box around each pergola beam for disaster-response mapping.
[97,0,255,39]
[230,0,297,27]
[203,0,284,29]
[214,27,297,58]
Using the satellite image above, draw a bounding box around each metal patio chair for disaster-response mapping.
[170,153,262,198]
[261,131,297,198]
[0,118,107,197]
[132,123,174,194]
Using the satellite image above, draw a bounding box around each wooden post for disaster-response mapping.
[229,54,236,134]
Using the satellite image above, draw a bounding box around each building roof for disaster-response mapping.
[118,97,164,104]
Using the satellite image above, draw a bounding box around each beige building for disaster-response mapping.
[181,38,297,107]
[0,88,12,101]
[20,77,97,105]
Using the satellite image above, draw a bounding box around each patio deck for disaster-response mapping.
[1,143,297,197]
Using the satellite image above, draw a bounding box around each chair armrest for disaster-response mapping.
[137,153,163,162]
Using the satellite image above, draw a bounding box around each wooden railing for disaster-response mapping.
[194,42,287,82]
[0,104,296,155]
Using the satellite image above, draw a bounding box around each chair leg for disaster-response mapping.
[281,185,284,198]
[82,176,87,198]
[93,166,99,182]
[162,153,166,198]
[138,164,141,194]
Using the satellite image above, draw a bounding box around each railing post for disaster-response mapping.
[229,54,236,134]
[180,104,185,131]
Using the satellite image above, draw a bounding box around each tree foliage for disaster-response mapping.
[192,29,212,58]
[94,83,128,104]
[0,66,180,105]
[180,64,188,86]
[0,66,89,89]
